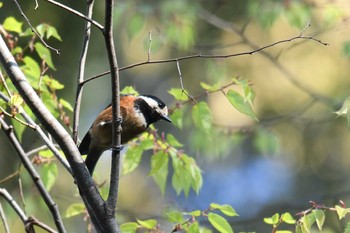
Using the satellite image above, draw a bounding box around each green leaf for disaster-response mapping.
[192,101,212,132]
[208,212,233,233]
[38,149,54,158]
[3,17,23,34]
[344,222,350,233]
[34,42,56,70]
[36,24,62,41]
[210,203,238,217]
[312,209,325,231]
[0,2,3,8]
[120,222,138,233]
[123,146,143,174]
[191,165,203,194]
[136,219,157,229]
[166,210,184,223]
[335,205,350,220]
[43,76,64,90]
[200,82,220,91]
[281,212,296,224]
[59,98,73,112]
[22,56,41,88]
[10,93,24,107]
[11,117,26,142]
[166,134,183,148]
[187,210,201,217]
[121,86,139,95]
[170,108,184,129]
[149,151,169,194]
[11,46,22,55]
[168,88,189,101]
[264,213,280,225]
[226,89,257,121]
[41,163,58,192]
[187,221,200,233]
[64,203,85,218]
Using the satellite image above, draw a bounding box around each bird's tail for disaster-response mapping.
[79,131,103,175]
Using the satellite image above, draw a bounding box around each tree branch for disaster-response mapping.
[73,0,95,143]
[0,117,66,233]
[0,35,111,232]
[103,0,121,231]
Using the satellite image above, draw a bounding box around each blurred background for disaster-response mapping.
[1,0,350,232]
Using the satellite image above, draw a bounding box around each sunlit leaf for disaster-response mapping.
[3,17,22,34]
[281,212,296,224]
[123,146,143,174]
[34,42,56,70]
[210,203,238,217]
[39,149,54,158]
[226,89,257,121]
[150,152,169,194]
[121,86,139,95]
[192,101,212,132]
[168,88,189,101]
[166,134,183,148]
[41,163,58,192]
[187,221,200,233]
[335,205,350,220]
[170,108,184,129]
[59,98,73,112]
[64,203,85,218]
[120,222,138,233]
[208,212,233,233]
[43,76,64,90]
[136,219,157,229]
[187,210,201,217]
[166,210,184,223]
[264,213,280,225]
[312,209,325,231]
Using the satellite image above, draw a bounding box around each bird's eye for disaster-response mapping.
[134,105,139,110]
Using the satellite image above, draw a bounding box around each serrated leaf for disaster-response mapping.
[3,17,22,34]
[226,90,257,121]
[264,213,280,225]
[168,88,189,101]
[121,86,139,95]
[167,211,184,223]
[149,151,168,176]
[312,209,325,231]
[170,108,184,129]
[59,99,73,112]
[210,203,238,217]
[335,205,350,220]
[123,146,143,174]
[192,101,212,132]
[281,212,296,224]
[191,165,203,194]
[136,219,157,229]
[64,203,85,218]
[120,222,138,233]
[34,42,56,70]
[208,212,233,233]
[166,134,183,148]
[41,163,57,192]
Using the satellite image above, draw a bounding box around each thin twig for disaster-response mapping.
[0,71,11,97]
[43,0,104,31]
[0,117,67,233]
[73,0,95,143]
[82,29,329,87]
[12,0,60,55]
[148,31,152,61]
[0,91,71,173]
[0,203,10,233]
[176,60,192,101]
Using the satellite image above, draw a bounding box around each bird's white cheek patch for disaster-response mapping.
[134,109,147,128]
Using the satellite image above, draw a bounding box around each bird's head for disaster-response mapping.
[135,95,172,126]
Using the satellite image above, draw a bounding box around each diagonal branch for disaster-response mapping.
[0,117,65,233]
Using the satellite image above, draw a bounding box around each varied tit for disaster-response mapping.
[79,95,172,175]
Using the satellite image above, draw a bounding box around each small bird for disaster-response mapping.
[79,94,172,175]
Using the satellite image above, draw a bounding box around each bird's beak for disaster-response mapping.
[161,114,172,123]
